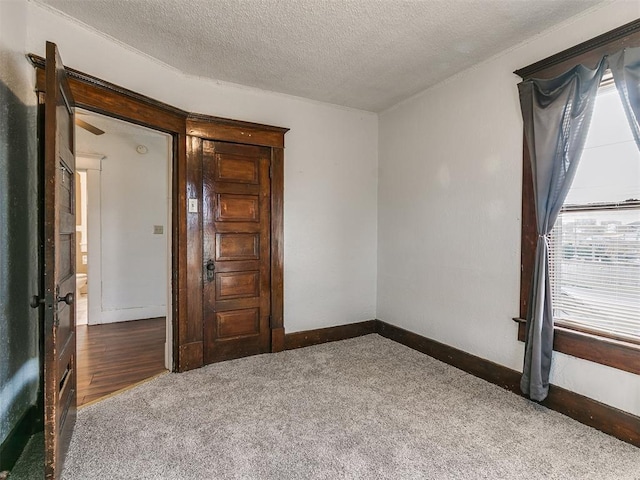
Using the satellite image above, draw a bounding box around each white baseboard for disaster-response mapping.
[89,305,167,325]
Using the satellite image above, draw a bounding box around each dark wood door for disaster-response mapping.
[202,140,271,363]
[43,41,77,479]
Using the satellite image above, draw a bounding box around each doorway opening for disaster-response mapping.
[74,109,172,406]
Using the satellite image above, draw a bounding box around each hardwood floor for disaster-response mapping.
[76,317,167,406]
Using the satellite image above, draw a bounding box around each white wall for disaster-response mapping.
[78,129,170,324]
[0,0,39,445]
[101,132,169,322]
[378,0,640,416]
[1,1,32,105]
[26,2,379,333]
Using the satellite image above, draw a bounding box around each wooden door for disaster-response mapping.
[202,140,271,363]
[43,41,77,479]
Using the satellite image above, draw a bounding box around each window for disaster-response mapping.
[549,80,640,344]
[516,19,640,375]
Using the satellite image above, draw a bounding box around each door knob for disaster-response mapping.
[57,292,74,305]
[30,295,45,308]
[206,259,215,281]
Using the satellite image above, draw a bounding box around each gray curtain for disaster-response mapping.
[517,58,607,401]
[610,47,640,150]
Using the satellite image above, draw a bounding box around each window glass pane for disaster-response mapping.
[550,208,640,341]
[565,85,640,205]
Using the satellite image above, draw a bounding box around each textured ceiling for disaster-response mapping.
[38,0,604,112]
[76,109,168,155]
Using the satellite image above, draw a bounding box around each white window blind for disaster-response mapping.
[548,78,640,343]
[550,206,640,342]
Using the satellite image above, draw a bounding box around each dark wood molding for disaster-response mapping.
[515,18,640,79]
[29,53,288,373]
[30,55,185,133]
[519,140,535,320]
[172,133,188,371]
[187,114,288,149]
[284,320,377,350]
[270,148,285,353]
[376,320,640,448]
[542,382,640,447]
[514,318,640,376]
[515,318,527,342]
[177,342,204,372]
[188,112,289,132]
[28,54,186,118]
[0,405,41,473]
[182,135,204,371]
[377,321,521,391]
[271,327,285,353]
[28,54,288,145]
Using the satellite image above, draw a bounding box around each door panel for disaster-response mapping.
[215,194,260,222]
[203,141,271,363]
[216,309,260,338]
[215,233,260,261]
[43,41,77,480]
[216,271,260,300]
[215,153,259,184]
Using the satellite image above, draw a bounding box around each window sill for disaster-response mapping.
[513,318,640,376]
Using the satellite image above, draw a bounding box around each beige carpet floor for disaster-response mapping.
[59,334,639,479]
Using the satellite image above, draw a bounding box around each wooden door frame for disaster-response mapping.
[29,54,288,372]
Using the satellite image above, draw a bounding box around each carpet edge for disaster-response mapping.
[375,319,640,448]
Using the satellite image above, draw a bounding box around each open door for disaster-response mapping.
[42,41,77,479]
